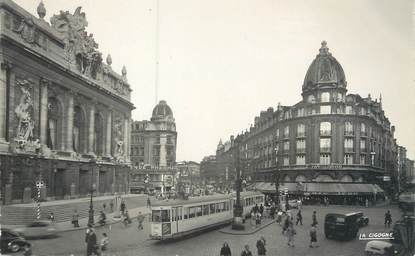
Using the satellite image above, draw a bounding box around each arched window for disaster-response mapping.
[314,175,333,182]
[283,175,291,182]
[94,113,104,156]
[295,175,307,182]
[47,97,62,150]
[340,175,353,182]
[345,122,353,135]
[73,106,86,153]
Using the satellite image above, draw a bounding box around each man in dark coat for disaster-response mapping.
[86,227,97,256]
[256,236,266,256]
[312,210,318,226]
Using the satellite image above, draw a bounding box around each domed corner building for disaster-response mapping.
[130,100,177,194]
[218,41,399,205]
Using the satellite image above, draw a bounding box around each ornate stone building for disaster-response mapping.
[130,100,177,193]
[0,1,134,204]
[215,41,402,200]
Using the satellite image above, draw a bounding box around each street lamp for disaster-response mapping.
[232,140,244,230]
[274,147,280,205]
[88,160,96,226]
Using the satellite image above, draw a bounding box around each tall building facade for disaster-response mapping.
[130,100,177,193]
[0,1,134,204]
[215,41,403,199]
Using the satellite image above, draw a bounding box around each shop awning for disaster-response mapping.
[254,182,384,195]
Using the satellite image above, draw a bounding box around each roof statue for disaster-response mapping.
[37,1,46,20]
[50,7,102,79]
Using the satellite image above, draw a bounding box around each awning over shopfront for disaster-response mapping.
[254,182,384,196]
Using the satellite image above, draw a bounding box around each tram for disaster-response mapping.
[150,191,264,240]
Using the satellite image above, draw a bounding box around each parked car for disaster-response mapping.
[0,228,31,253]
[13,220,57,239]
[364,240,400,256]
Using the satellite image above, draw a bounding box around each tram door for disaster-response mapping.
[172,206,183,234]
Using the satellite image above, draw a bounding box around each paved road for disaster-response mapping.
[28,204,402,256]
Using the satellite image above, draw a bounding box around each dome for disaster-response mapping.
[302,41,347,94]
[151,100,174,121]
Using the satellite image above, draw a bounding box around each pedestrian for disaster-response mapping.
[241,245,253,256]
[86,227,98,256]
[286,223,296,247]
[220,242,232,256]
[309,224,318,248]
[255,212,261,226]
[296,210,302,225]
[100,232,109,252]
[147,197,151,208]
[270,205,275,219]
[259,204,264,217]
[365,198,369,208]
[110,200,114,213]
[48,212,54,222]
[283,215,290,234]
[137,211,145,230]
[384,210,392,228]
[253,204,259,214]
[256,236,266,256]
[312,210,318,226]
[120,200,126,215]
[72,209,80,228]
[250,211,256,229]
[103,202,106,212]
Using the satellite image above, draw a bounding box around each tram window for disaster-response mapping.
[203,205,209,215]
[152,210,170,222]
[210,203,215,213]
[196,206,203,217]
[184,208,189,219]
[189,207,196,218]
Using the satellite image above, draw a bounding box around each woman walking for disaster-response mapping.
[256,236,266,256]
[220,242,232,256]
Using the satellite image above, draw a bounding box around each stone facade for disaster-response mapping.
[213,41,404,197]
[0,0,134,204]
[130,100,177,193]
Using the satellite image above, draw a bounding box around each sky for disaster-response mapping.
[14,0,415,162]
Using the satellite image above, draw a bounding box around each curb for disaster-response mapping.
[218,219,276,235]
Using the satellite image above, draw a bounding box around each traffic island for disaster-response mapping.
[219,217,276,235]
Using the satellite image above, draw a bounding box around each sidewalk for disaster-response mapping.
[218,217,276,235]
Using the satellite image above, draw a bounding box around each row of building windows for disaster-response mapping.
[277,154,370,166]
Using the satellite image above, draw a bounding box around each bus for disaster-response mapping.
[150,191,264,240]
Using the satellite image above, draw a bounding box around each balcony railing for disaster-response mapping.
[296,148,306,153]
[344,147,354,153]
[320,147,331,153]
[296,132,306,138]
[320,131,331,136]
[344,131,354,136]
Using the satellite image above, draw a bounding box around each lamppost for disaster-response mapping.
[88,160,96,226]
[274,147,280,205]
[232,139,244,230]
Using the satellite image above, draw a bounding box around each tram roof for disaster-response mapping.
[152,191,263,207]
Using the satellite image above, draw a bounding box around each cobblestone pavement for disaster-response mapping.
[26,204,402,256]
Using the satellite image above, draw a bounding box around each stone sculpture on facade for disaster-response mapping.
[14,79,40,152]
[113,117,125,162]
[13,17,37,44]
[50,7,102,78]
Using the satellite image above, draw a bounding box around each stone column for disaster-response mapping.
[39,79,49,145]
[0,62,11,148]
[123,117,129,162]
[105,109,112,157]
[66,91,74,152]
[88,103,96,155]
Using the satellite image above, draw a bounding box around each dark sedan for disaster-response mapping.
[0,228,31,253]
